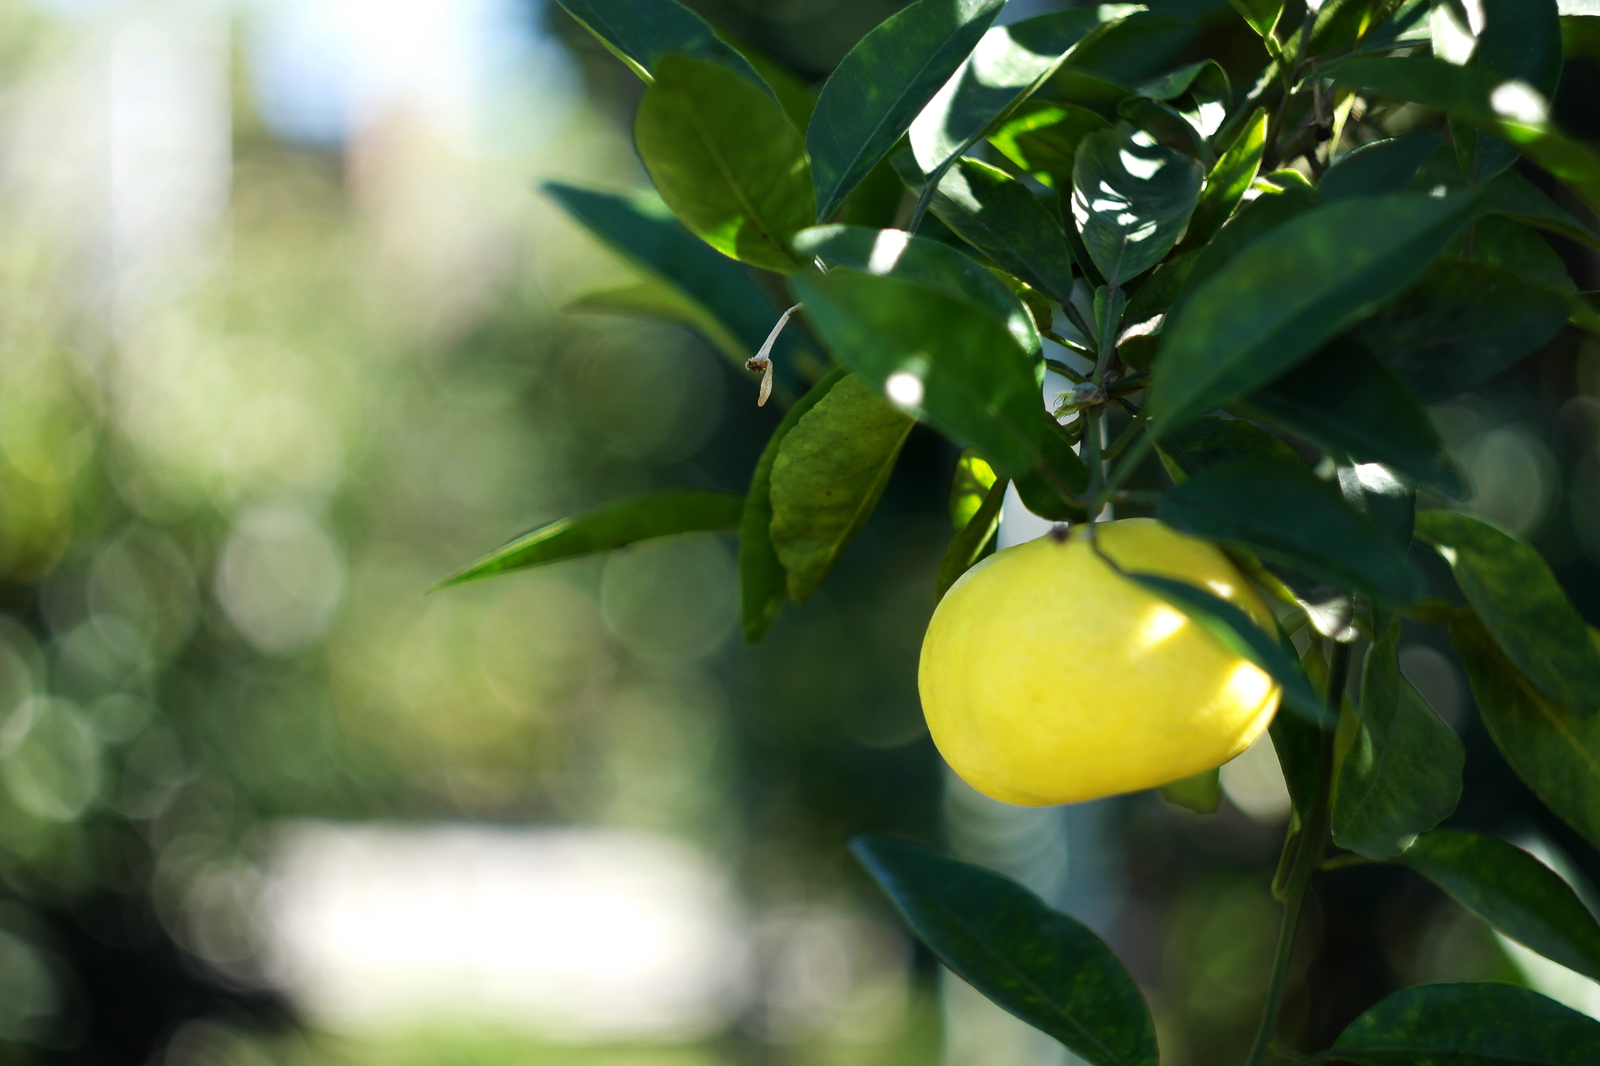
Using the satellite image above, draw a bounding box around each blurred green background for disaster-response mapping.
[0,1,1597,1065]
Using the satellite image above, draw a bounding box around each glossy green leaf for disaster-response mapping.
[989,101,1113,190]
[769,375,914,601]
[432,490,743,591]
[1245,339,1463,495]
[808,0,1007,221]
[1118,60,1231,159]
[909,7,1114,178]
[713,30,816,129]
[1157,457,1420,602]
[907,155,1076,302]
[1331,982,1600,1065]
[949,449,998,530]
[1443,0,1563,183]
[636,56,814,273]
[1116,251,1196,366]
[1159,768,1221,814]
[936,474,1006,599]
[543,183,810,388]
[793,224,1039,355]
[1166,180,1317,322]
[1069,124,1202,285]
[1418,511,1600,717]
[1350,257,1571,402]
[1158,416,1301,481]
[1120,572,1329,725]
[1013,413,1090,522]
[851,835,1158,1066]
[1227,0,1284,38]
[1321,128,1441,202]
[1338,461,1417,552]
[554,0,768,89]
[1331,618,1463,858]
[1147,192,1480,436]
[1478,168,1600,248]
[1047,11,1198,90]
[792,270,1045,479]
[1468,216,1577,291]
[1177,108,1265,253]
[1401,830,1600,982]
[1452,610,1600,851]
[740,369,847,643]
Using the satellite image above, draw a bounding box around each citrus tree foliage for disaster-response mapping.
[443,0,1600,1060]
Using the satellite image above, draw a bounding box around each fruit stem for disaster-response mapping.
[1244,640,1349,1066]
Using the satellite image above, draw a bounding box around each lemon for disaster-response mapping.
[918,517,1280,806]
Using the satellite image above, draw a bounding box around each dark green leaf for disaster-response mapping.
[1468,216,1577,291]
[1117,61,1231,160]
[769,374,914,601]
[1013,413,1089,522]
[1159,768,1221,814]
[567,278,753,369]
[1350,257,1571,401]
[1245,339,1463,495]
[949,449,998,530]
[1452,609,1600,851]
[1177,108,1265,253]
[1227,0,1284,38]
[851,835,1158,1066]
[791,270,1046,479]
[1272,642,1328,819]
[1047,12,1198,89]
[1418,511,1600,717]
[1320,129,1441,202]
[1147,192,1480,436]
[904,155,1077,302]
[1338,461,1417,551]
[1069,124,1203,285]
[543,183,810,388]
[1331,981,1600,1065]
[1120,572,1328,725]
[432,490,743,591]
[936,475,1006,599]
[1167,179,1318,322]
[1445,0,1564,183]
[1158,416,1301,480]
[1478,168,1600,249]
[635,56,814,273]
[713,30,816,128]
[909,7,1114,178]
[1401,830,1600,982]
[740,368,847,643]
[808,0,1007,221]
[1331,618,1463,858]
[1117,251,1197,366]
[1158,457,1420,602]
[793,224,1039,354]
[988,101,1113,190]
[554,0,768,89]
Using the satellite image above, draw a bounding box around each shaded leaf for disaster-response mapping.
[1177,107,1265,252]
[989,101,1113,189]
[1401,830,1600,982]
[936,474,1007,599]
[567,279,751,369]
[1227,0,1284,38]
[740,368,847,643]
[554,0,768,89]
[1418,511,1600,717]
[793,224,1039,354]
[1452,609,1600,851]
[1338,461,1417,551]
[713,30,816,128]
[1331,982,1600,1065]
[1013,413,1090,522]
[432,490,743,591]
[1046,11,1198,90]
[1069,125,1203,285]
[949,449,998,530]
[808,0,1007,220]
[1320,128,1441,202]
[1159,768,1221,815]
[1349,257,1571,401]
[792,270,1046,479]
[1478,167,1600,249]
[1272,642,1329,819]
[1245,339,1462,494]
[1158,416,1301,481]
[636,55,814,273]
[851,835,1158,1066]
[1167,179,1318,321]
[1158,457,1420,602]
[1468,215,1577,291]
[1147,192,1480,436]
[769,375,914,601]
[1331,618,1463,858]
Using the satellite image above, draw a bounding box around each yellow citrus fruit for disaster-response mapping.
[918,517,1280,806]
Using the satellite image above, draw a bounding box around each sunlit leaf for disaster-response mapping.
[1147,192,1479,436]
[936,474,1007,599]
[1452,610,1600,851]
[1419,511,1600,717]
[635,56,814,273]
[1401,830,1600,982]
[740,368,847,643]
[988,101,1113,189]
[1069,124,1202,285]
[1331,618,1463,858]
[1177,108,1265,253]
[949,449,998,530]
[808,0,1007,221]
[792,270,1046,479]
[851,835,1158,1066]
[1227,0,1284,38]
[1045,11,1198,90]
[713,30,817,128]
[1338,461,1417,552]
[1331,982,1600,1065]
[1157,457,1420,602]
[432,490,743,591]
[1320,128,1441,202]
[554,0,768,89]
[1245,339,1463,495]
[793,225,1039,354]
[1442,0,1563,183]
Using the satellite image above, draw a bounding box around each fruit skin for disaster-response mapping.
[919,517,1280,806]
